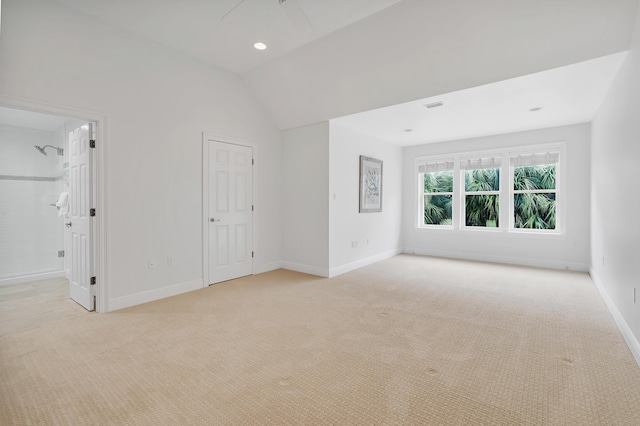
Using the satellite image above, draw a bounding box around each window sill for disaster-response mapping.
[415,226,565,238]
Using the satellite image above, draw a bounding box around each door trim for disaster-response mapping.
[202,133,257,287]
[0,94,109,313]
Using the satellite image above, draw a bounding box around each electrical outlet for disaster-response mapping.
[148,259,156,270]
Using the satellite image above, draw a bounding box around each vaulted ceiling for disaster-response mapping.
[54,0,404,73]
[53,0,640,140]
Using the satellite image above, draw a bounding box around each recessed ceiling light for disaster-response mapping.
[529,107,543,112]
[424,101,444,109]
[404,129,413,132]
[253,42,267,50]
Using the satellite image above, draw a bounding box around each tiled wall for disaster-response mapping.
[0,125,64,280]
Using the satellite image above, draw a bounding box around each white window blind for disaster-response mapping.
[460,156,501,170]
[418,160,454,174]
[510,152,559,167]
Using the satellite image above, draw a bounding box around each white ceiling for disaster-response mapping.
[333,53,627,146]
[54,0,403,74]
[0,106,68,132]
[51,0,639,142]
[244,0,639,130]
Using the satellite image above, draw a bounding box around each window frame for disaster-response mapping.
[508,145,564,235]
[460,154,502,231]
[415,143,565,235]
[418,158,455,229]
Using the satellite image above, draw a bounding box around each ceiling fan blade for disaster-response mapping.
[279,0,313,33]
[221,0,249,23]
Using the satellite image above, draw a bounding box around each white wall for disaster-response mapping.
[0,0,282,310]
[403,123,591,271]
[281,122,330,276]
[591,4,640,362]
[329,123,402,276]
[0,125,64,281]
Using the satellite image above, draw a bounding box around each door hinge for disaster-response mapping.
[90,276,96,285]
[58,250,65,258]
[89,140,96,148]
[252,205,254,212]
[252,251,254,258]
[90,208,96,217]
[252,158,254,165]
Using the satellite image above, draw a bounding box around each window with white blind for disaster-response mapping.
[510,152,559,231]
[420,160,454,226]
[416,144,563,234]
[461,155,501,228]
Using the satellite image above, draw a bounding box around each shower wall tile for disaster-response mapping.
[0,125,64,280]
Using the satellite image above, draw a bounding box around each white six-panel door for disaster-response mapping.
[208,141,253,284]
[68,125,94,310]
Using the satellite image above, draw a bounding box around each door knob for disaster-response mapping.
[210,218,219,222]
[65,222,72,228]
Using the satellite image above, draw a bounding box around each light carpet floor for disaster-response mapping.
[1,255,639,425]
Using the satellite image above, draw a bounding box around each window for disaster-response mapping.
[420,160,453,226]
[416,144,563,234]
[461,156,500,228]
[511,152,558,230]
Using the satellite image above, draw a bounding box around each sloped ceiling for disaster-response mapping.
[53,0,404,73]
[52,0,639,135]
[243,0,639,130]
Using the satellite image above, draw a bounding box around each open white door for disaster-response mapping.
[68,124,94,310]
[208,141,253,284]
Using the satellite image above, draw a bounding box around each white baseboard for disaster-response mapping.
[108,278,203,312]
[0,270,66,287]
[329,248,402,278]
[590,269,640,368]
[281,261,329,278]
[403,247,589,272]
[254,261,283,275]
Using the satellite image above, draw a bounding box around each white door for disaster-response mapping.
[68,124,94,310]
[208,141,253,284]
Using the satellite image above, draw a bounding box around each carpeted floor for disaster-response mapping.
[1,255,639,425]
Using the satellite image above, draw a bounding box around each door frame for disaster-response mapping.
[0,94,109,313]
[202,132,257,287]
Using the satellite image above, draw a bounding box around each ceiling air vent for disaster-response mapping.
[424,101,444,109]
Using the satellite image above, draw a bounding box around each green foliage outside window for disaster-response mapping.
[423,171,453,225]
[513,165,556,229]
[465,168,499,227]
[420,152,559,232]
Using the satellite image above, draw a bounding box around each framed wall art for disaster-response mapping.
[359,155,383,213]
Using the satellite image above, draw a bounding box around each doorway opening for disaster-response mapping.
[0,102,104,313]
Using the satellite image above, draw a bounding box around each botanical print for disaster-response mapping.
[360,156,383,212]
[363,164,380,207]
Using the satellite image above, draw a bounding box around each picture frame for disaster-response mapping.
[359,155,383,213]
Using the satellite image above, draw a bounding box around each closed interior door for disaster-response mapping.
[208,141,253,284]
[68,124,94,310]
